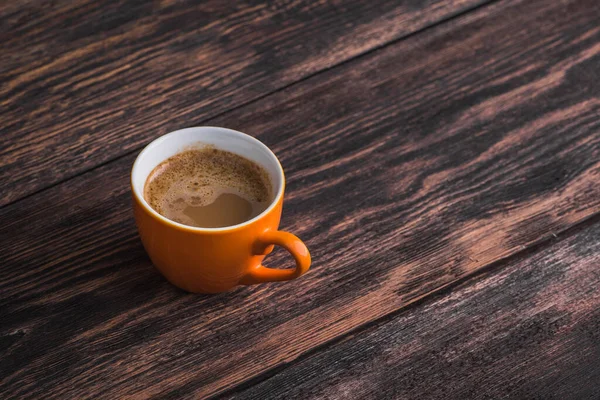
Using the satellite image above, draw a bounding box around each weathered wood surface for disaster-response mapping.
[231,218,600,400]
[0,0,489,206]
[1,0,600,398]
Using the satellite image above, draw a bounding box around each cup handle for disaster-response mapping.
[241,230,311,284]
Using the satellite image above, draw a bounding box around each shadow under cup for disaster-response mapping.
[131,127,310,293]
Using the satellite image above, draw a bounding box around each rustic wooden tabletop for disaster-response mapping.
[2,0,600,398]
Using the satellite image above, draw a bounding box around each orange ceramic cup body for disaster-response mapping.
[131,127,310,293]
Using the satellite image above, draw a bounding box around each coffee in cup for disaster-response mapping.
[144,147,272,228]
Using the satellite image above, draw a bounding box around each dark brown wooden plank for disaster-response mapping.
[230,219,600,400]
[2,0,600,398]
[0,0,488,206]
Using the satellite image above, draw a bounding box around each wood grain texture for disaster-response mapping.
[0,0,489,206]
[230,219,600,400]
[2,0,600,398]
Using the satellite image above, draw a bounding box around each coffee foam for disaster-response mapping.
[144,147,272,227]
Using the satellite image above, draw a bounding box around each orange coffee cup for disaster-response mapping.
[131,127,311,293]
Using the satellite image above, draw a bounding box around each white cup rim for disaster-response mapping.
[131,127,285,233]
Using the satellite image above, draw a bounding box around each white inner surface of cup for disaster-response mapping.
[131,127,284,231]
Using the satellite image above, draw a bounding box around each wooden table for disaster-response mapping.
[2,0,599,398]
